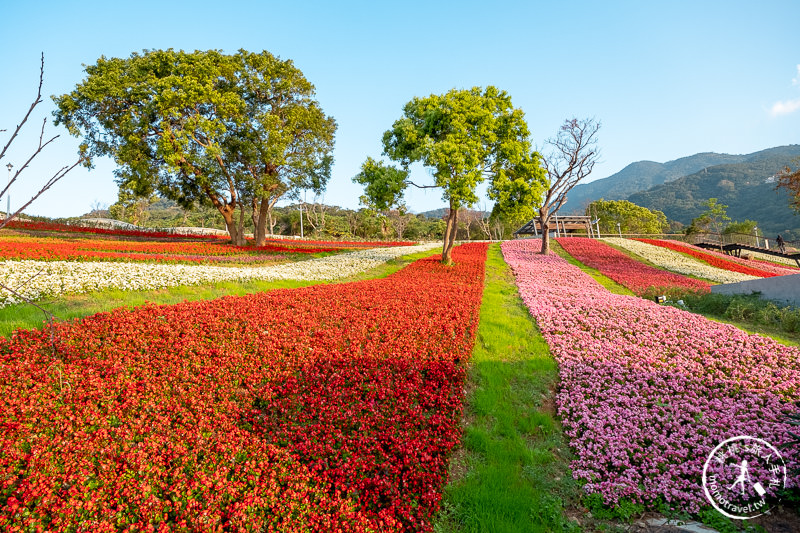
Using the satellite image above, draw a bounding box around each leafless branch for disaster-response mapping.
[0,53,85,229]
[0,53,45,163]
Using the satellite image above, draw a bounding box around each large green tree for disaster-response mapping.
[586,199,668,235]
[380,86,539,263]
[53,49,335,245]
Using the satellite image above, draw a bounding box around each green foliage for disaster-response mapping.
[53,48,336,242]
[672,291,800,344]
[686,198,730,234]
[586,198,668,234]
[352,157,408,212]
[382,86,534,209]
[627,145,800,239]
[584,493,644,522]
[722,219,762,236]
[488,153,547,228]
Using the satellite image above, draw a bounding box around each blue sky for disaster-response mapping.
[1,0,798,218]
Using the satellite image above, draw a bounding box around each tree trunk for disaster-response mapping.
[539,209,550,254]
[268,206,276,237]
[236,204,247,246]
[442,205,459,264]
[220,205,240,245]
[252,197,270,247]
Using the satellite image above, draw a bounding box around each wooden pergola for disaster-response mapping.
[514,215,593,238]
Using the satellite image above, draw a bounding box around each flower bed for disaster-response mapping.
[635,239,779,278]
[0,235,338,263]
[4,220,414,249]
[502,239,799,513]
[0,243,487,531]
[0,243,441,306]
[604,238,759,284]
[557,237,709,296]
[661,240,799,275]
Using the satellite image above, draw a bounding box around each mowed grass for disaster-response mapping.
[0,248,440,336]
[435,243,581,533]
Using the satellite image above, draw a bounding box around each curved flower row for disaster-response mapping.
[5,220,414,248]
[557,238,709,296]
[603,238,759,284]
[635,239,779,278]
[0,235,338,262]
[0,244,488,531]
[0,243,441,306]
[502,239,799,513]
[745,249,800,268]
[662,240,798,275]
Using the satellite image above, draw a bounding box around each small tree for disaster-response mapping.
[0,54,85,390]
[687,198,730,235]
[535,117,601,253]
[379,86,537,263]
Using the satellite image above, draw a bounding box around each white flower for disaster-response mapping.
[603,238,758,284]
[0,243,441,306]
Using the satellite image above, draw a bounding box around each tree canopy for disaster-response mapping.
[586,199,668,235]
[53,49,335,245]
[379,86,541,263]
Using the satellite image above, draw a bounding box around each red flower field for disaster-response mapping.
[557,237,710,296]
[0,243,487,531]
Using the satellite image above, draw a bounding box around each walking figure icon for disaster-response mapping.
[730,460,751,497]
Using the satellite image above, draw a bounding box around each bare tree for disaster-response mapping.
[0,54,85,393]
[387,208,412,240]
[0,54,86,230]
[536,118,600,253]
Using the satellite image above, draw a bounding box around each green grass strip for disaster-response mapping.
[550,241,634,296]
[0,248,439,336]
[435,243,580,533]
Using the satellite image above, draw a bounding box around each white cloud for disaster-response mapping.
[769,65,800,116]
[771,98,800,116]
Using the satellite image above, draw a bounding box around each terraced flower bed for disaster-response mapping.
[502,239,799,514]
[0,243,441,306]
[0,243,487,531]
[604,238,760,284]
[635,239,780,278]
[557,237,709,296]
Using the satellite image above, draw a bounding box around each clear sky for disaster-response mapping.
[1,0,799,218]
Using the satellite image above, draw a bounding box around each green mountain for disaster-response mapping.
[627,145,800,239]
[562,152,749,213]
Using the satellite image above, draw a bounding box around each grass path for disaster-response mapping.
[435,244,581,532]
[0,248,439,336]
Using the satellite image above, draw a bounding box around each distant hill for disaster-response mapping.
[562,152,749,214]
[627,145,800,238]
[417,208,449,219]
[417,208,490,219]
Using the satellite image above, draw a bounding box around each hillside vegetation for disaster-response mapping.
[628,145,800,239]
[562,152,748,213]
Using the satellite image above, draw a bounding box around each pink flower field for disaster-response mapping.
[503,239,800,513]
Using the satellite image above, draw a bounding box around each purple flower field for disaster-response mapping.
[502,239,800,512]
